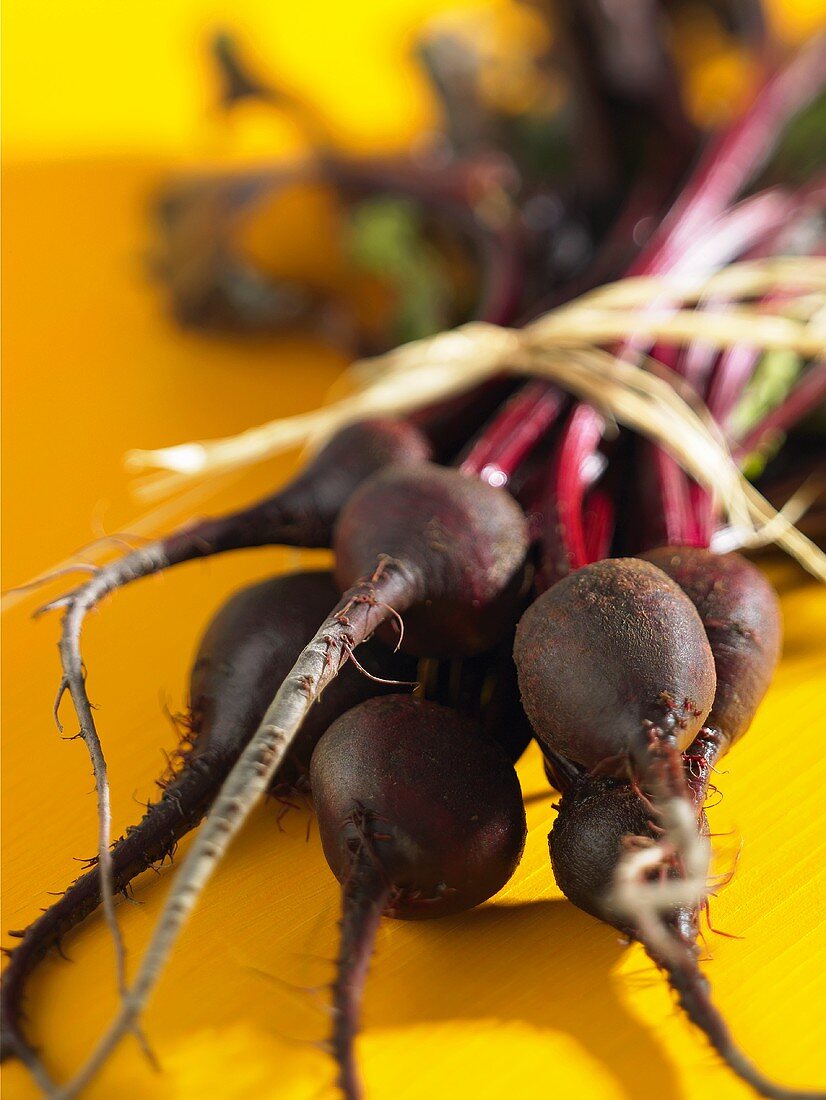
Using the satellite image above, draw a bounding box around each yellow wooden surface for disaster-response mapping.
[3,3,826,1099]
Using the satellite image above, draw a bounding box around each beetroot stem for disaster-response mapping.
[537,404,605,589]
[707,342,762,429]
[547,145,802,571]
[582,488,615,564]
[633,188,797,551]
[459,381,564,486]
[629,36,826,278]
[639,345,699,550]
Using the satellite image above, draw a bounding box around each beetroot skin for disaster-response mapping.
[640,547,781,749]
[310,695,527,919]
[513,557,716,771]
[189,571,415,792]
[549,774,706,932]
[311,694,527,1099]
[333,463,530,656]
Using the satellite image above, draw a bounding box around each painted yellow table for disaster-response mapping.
[3,4,826,1098]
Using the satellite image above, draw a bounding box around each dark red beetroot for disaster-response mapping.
[549,772,699,931]
[40,463,532,1086]
[513,556,717,956]
[548,753,823,1100]
[513,558,716,772]
[0,571,414,1070]
[310,695,527,1100]
[639,547,782,752]
[538,553,801,1096]
[333,462,530,656]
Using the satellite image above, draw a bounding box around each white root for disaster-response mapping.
[48,584,147,1012]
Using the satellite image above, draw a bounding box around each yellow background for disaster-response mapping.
[2,3,825,1099]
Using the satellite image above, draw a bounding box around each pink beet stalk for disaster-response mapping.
[582,488,615,564]
[628,36,826,277]
[515,46,823,581]
[460,381,565,487]
[537,404,606,590]
[537,49,822,576]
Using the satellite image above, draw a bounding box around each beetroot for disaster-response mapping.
[25,416,428,1003]
[52,464,530,1088]
[310,695,527,1099]
[0,571,413,1072]
[548,751,823,1100]
[639,547,782,751]
[550,772,693,930]
[334,462,530,656]
[541,552,800,1099]
[513,555,718,970]
[513,557,716,771]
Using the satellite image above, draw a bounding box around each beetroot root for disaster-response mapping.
[310,695,527,1099]
[513,558,716,771]
[549,759,825,1100]
[312,696,527,918]
[0,570,413,1073]
[334,462,530,656]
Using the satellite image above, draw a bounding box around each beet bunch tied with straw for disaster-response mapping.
[4,3,826,1098]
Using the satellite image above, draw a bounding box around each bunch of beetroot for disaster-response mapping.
[4,6,826,1100]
